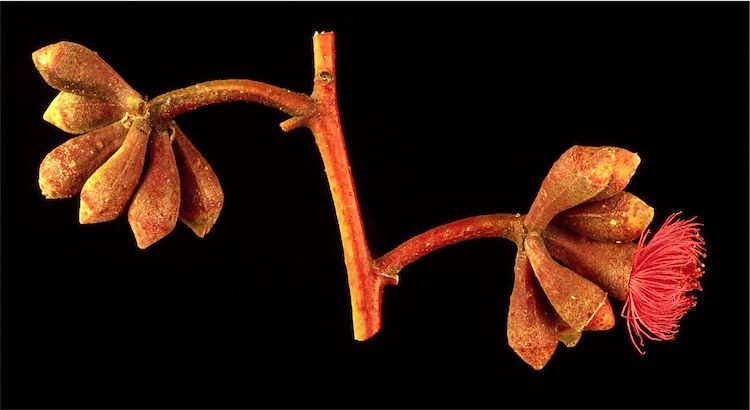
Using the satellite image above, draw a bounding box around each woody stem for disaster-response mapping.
[374,214,525,279]
[146,31,526,342]
[149,79,314,127]
[301,32,392,340]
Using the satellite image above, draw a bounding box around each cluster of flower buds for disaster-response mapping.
[508,146,705,369]
[31,40,706,371]
[33,42,224,248]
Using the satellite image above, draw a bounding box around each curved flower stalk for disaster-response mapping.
[506,145,705,369]
[32,33,705,370]
[34,41,224,248]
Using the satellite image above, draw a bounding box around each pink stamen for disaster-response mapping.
[621,212,706,354]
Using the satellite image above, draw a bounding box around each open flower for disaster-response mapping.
[507,146,705,369]
[34,41,224,248]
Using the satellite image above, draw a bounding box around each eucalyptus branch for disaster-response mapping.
[32,31,706,370]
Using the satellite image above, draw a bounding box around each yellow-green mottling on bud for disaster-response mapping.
[172,124,224,237]
[128,129,181,249]
[43,92,127,135]
[557,326,582,348]
[39,121,128,199]
[79,118,150,224]
[554,191,654,243]
[32,41,142,111]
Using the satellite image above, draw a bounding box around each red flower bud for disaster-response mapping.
[79,118,150,224]
[128,129,181,249]
[32,41,142,110]
[525,234,607,332]
[43,92,126,135]
[543,225,636,301]
[585,297,615,331]
[507,251,558,370]
[554,191,654,243]
[525,146,616,232]
[39,120,128,199]
[172,124,224,237]
[589,148,640,201]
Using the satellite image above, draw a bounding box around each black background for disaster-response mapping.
[1,2,748,408]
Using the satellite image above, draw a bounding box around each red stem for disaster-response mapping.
[375,214,524,280]
[147,32,524,342]
[304,32,393,340]
[149,79,314,126]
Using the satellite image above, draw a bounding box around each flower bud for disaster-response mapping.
[39,121,128,199]
[32,41,142,110]
[543,226,636,301]
[584,297,615,331]
[525,146,616,232]
[507,251,558,370]
[128,129,181,249]
[525,234,607,331]
[172,124,224,237]
[590,147,640,201]
[79,118,150,224]
[554,192,654,243]
[43,92,126,135]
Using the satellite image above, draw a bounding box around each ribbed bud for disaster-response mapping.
[128,130,181,249]
[43,92,126,134]
[554,192,654,243]
[79,118,150,224]
[525,234,607,331]
[39,121,128,199]
[525,146,616,232]
[543,226,636,301]
[32,41,142,110]
[507,251,558,370]
[172,124,224,237]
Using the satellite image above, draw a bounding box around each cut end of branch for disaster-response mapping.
[279,115,310,132]
[312,32,336,79]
